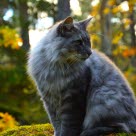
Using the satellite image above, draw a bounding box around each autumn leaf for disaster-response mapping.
[122,18,132,28]
[123,48,136,57]
[128,0,136,12]
[107,0,115,6]
[0,27,22,49]
[112,32,123,44]
[103,8,110,14]
[112,6,120,13]
[0,112,18,132]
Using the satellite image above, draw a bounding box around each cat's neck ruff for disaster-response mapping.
[43,60,85,91]
[28,43,86,97]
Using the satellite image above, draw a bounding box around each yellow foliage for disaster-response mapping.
[128,0,136,12]
[107,0,115,6]
[112,6,120,14]
[122,18,132,28]
[112,1,129,13]
[124,70,136,94]
[90,4,100,16]
[113,46,136,57]
[125,72,136,82]
[91,34,100,43]
[0,112,18,132]
[103,8,110,14]
[0,27,22,49]
[128,0,136,5]
[112,32,123,44]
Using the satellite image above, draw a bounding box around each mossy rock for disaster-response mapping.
[0,124,135,136]
[0,124,54,136]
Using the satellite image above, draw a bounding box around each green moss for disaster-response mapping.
[0,124,54,136]
[1,124,135,136]
[117,133,136,136]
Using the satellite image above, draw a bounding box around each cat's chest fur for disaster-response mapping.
[39,65,89,112]
[37,65,84,105]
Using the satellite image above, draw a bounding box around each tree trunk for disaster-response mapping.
[16,0,30,50]
[55,0,71,22]
[129,7,136,67]
[0,0,8,25]
[100,0,112,56]
[129,12,136,47]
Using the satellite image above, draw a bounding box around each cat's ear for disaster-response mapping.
[63,16,73,25]
[79,17,93,30]
[58,17,74,36]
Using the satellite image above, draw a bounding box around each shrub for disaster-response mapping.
[0,112,18,132]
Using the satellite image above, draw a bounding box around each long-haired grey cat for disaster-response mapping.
[28,17,136,136]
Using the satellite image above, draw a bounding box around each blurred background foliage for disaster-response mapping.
[0,0,136,134]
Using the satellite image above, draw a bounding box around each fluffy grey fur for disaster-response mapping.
[28,17,136,136]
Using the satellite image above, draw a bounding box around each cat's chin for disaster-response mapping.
[78,56,90,61]
[81,56,90,60]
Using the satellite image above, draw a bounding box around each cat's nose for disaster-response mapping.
[87,50,92,57]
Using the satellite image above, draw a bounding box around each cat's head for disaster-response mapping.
[41,16,92,64]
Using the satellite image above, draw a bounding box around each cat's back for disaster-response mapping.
[86,50,133,94]
[83,50,136,133]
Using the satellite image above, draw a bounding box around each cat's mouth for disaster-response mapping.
[64,54,90,64]
[74,54,91,61]
[78,51,92,60]
[78,55,90,60]
[61,51,92,64]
